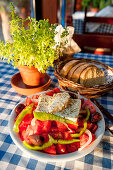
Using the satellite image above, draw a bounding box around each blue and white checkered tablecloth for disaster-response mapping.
[0,53,113,170]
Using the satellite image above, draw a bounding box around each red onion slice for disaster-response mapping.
[78,129,92,151]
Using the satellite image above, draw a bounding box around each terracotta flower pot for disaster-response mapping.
[17,65,45,86]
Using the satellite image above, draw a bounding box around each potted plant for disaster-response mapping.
[0,3,68,86]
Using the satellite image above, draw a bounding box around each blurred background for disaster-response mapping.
[0,0,113,43]
[0,0,31,41]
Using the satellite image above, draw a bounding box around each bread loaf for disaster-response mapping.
[60,60,79,77]
[80,65,105,87]
[60,59,105,87]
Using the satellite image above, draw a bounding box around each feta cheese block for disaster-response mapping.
[35,93,52,112]
[35,92,81,123]
[54,98,81,122]
[48,92,70,113]
[35,92,70,113]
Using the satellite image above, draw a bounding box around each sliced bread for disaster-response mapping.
[80,65,105,87]
[71,63,91,83]
[67,62,86,80]
[60,60,79,77]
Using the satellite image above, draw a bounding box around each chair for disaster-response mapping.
[83,7,113,35]
[67,7,113,55]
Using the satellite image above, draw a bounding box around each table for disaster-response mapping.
[0,53,113,170]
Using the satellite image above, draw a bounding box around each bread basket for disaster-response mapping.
[54,58,113,98]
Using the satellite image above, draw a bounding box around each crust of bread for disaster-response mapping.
[60,60,79,77]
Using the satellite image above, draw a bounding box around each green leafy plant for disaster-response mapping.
[82,0,91,11]
[82,0,112,11]
[99,0,111,10]
[0,3,68,73]
[82,0,100,10]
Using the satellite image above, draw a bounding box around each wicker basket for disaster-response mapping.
[54,58,113,98]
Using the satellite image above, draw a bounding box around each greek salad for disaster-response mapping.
[13,88,102,155]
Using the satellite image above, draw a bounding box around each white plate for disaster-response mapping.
[9,90,105,162]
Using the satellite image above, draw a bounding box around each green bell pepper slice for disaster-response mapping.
[33,111,77,126]
[57,138,80,144]
[71,107,90,138]
[23,135,80,150]
[13,103,34,132]
[85,107,90,121]
[71,121,87,138]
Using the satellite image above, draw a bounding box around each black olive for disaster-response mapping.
[29,135,45,145]
[15,104,25,115]
[91,112,102,123]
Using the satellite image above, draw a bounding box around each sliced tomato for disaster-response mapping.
[20,131,25,141]
[32,102,38,111]
[56,144,66,154]
[33,119,43,135]
[80,131,96,148]
[41,120,51,133]
[77,119,84,127]
[51,120,57,126]
[25,97,32,106]
[46,91,54,96]
[46,87,60,96]
[91,133,96,142]
[91,112,102,123]
[41,133,49,143]
[63,131,74,140]
[25,119,43,135]
[56,121,67,132]
[50,131,63,139]
[87,121,94,131]
[21,120,46,143]
[66,142,80,153]
[82,99,96,114]
[50,126,59,133]
[20,119,50,142]
[52,87,60,93]
[80,133,89,147]
[44,144,56,154]
[20,128,33,144]
[91,123,98,133]
[20,130,26,141]
[67,123,78,130]
[19,114,33,132]
[32,95,40,99]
